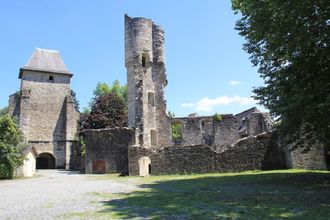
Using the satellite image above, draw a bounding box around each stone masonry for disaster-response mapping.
[84,128,134,174]
[9,48,79,169]
[9,15,328,175]
[125,15,172,149]
[124,15,327,175]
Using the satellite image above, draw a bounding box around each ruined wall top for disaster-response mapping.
[125,15,165,66]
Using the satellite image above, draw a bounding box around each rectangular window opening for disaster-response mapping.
[171,123,183,143]
[142,56,146,67]
[148,92,155,106]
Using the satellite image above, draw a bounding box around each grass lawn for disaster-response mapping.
[76,170,330,219]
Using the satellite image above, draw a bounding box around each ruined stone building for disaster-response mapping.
[125,15,172,149]
[84,15,328,176]
[9,15,328,175]
[9,48,79,169]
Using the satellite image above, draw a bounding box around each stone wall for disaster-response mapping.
[247,113,273,136]
[9,54,79,170]
[85,128,135,174]
[170,112,271,153]
[213,115,240,152]
[8,93,20,119]
[20,70,71,142]
[28,141,66,168]
[285,144,327,170]
[214,132,285,172]
[125,15,172,149]
[128,132,286,176]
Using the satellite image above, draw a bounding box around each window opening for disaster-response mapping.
[171,122,183,143]
[150,129,157,146]
[148,92,155,106]
[141,53,149,67]
[142,56,146,67]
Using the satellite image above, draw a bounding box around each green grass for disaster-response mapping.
[74,170,330,219]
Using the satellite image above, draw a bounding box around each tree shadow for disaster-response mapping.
[97,171,330,219]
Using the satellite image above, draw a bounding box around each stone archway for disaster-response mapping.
[138,156,151,177]
[36,153,56,169]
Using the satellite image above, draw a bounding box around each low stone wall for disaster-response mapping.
[285,144,327,170]
[85,128,134,174]
[214,132,285,172]
[129,132,286,176]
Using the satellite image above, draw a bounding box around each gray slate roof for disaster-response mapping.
[19,48,72,78]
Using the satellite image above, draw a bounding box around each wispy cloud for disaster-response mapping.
[182,96,257,112]
[229,80,242,86]
[181,103,195,108]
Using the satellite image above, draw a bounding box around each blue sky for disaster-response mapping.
[0,0,266,117]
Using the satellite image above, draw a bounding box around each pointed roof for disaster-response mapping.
[19,48,72,78]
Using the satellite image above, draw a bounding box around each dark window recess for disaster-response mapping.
[49,76,54,81]
[148,164,151,174]
[142,56,146,67]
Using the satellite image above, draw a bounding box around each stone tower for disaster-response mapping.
[9,48,79,169]
[125,15,172,148]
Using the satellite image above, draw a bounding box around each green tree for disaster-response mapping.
[171,123,183,143]
[0,114,25,179]
[0,107,8,117]
[232,0,330,148]
[213,113,222,122]
[88,80,128,110]
[70,90,80,112]
[82,93,127,129]
[93,82,111,98]
[109,80,128,103]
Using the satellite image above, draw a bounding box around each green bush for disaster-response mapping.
[0,114,25,179]
[171,123,183,143]
[213,113,222,122]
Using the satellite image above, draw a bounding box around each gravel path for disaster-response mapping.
[0,170,139,220]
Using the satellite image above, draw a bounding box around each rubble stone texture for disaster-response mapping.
[9,15,328,175]
[9,48,79,169]
[125,15,172,149]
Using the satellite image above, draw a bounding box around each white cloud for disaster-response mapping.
[181,103,195,108]
[182,96,257,112]
[229,80,242,86]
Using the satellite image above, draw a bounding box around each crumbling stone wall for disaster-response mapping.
[129,132,285,175]
[170,112,270,153]
[125,15,172,149]
[8,93,20,119]
[214,132,285,172]
[85,128,134,174]
[213,114,240,152]
[172,117,205,146]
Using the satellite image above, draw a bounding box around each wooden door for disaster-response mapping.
[92,160,106,174]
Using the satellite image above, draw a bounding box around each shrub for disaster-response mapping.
[0,114,25,179]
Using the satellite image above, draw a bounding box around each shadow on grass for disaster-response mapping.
[98,171,330,219]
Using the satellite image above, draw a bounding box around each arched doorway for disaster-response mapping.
[138,156,151,177]
[36,153,55,169]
